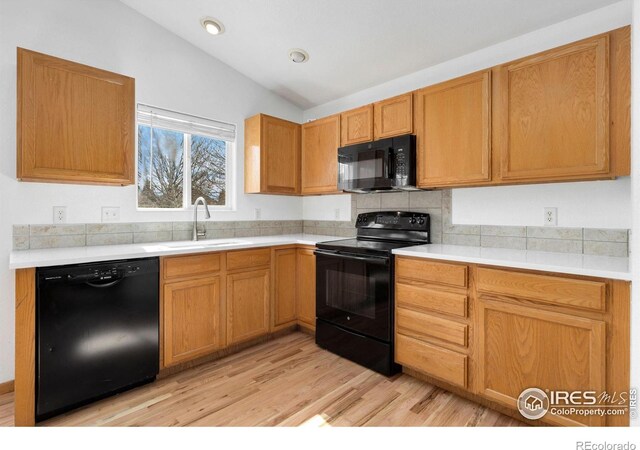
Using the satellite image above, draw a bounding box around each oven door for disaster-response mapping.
[338,143,395,192]
[315,249,391,341]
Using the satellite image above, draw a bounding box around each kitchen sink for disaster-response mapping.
[150,239,246,250]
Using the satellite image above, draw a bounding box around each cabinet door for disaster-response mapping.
[301,115,341,195]
[414,70,491,188]
[263,115,301,194]
[227,269,270,345]
[374,93,413,140]
[272,248,297,329]
[163,276,223,367]
[477,298,606,426]
[340,105,373,146]
[296,248,316,328]
[17,48,134,185]
[495,35,610,181]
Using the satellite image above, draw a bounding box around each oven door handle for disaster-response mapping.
[313,250,389,265]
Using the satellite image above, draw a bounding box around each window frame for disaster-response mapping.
[135,113,236,212]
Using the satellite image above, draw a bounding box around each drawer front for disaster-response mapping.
[396,257,467,288]
[396,334,467,388]
[227,248,271,271]
[163,253,221,280]
[396,282,467,317]
[396,307,467,347]
[477,267,606,312]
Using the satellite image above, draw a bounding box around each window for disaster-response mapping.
[136,104,235,209]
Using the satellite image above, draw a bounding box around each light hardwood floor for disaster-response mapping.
[0,332,524,427]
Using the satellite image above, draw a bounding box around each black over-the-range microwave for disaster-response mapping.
[337,134,417,193]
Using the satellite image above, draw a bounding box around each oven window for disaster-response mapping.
[323,260,378,319]
[339,149,386,183]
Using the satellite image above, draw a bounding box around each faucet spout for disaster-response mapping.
[192,197,211,241]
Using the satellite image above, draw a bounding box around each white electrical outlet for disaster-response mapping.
[53,206,67,224]
[101,207,120,223]
[544,207,557,226]
[254,208,261,220]
[334,208,341,220]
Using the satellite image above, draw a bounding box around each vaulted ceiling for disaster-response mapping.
[120,0,623,109]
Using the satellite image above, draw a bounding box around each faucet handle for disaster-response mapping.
[197,228,207,238]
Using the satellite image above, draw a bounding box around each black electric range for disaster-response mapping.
[314,211,430,376]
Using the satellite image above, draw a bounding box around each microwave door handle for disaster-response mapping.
[387,148,395,179]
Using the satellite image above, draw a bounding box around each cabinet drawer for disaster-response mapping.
[227,248,271,271]
[396,257,467,288]
[396,282,467,317]
[477,267,606,312]
[396,334,467,388]
[396,307,467,347]
[163,253,221,280]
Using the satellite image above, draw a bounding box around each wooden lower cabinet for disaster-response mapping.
[272,247,298,330]
[296,247,316,329]
[477,298,606,426]
[394,256,630,427]
[226,268,271,345]
[163,275,223,367]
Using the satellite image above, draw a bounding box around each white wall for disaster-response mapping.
[453,179,632,228]
[0,0,304,383]
[302,1,633,230]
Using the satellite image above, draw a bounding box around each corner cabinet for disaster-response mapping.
[414,70,491,188]
[296,247,316,330]
[17,48,135,185]
[301,115,341,195]
[272,247,298,330]
[494,28,630,182]
[244,114,301,195]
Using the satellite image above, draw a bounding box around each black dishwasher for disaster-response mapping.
[36,258,159,421]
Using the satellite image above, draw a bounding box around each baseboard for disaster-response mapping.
[297,321,316,335]
[0,380,14,395]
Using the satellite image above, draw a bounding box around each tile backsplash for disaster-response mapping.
[13,190,630,257]
[303,190,629,257]
[13,220,303,251]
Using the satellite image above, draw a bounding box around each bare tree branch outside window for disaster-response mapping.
[137,125,228,209]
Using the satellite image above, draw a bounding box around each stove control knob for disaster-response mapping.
[418,218,425,225]
[409,217,417,225]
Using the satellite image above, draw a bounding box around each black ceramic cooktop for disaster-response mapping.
[316,238,421,256]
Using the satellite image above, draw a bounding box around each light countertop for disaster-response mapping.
[393,244,632,281]
[9,234,342,269]
[10,235,632,281]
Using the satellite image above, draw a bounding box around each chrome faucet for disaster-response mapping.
[192,197,211,241]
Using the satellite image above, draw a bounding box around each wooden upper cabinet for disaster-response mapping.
[17,48,134,185]
[301,114,341,195]
[340,105,373,146]
[244,114,301,195]
[373,93,413,139]
[415,70,491,188]
[477,298,606,426]
[494,34,610,182]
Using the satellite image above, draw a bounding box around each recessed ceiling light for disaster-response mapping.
[288,48,309,64]
[200,17,225,35]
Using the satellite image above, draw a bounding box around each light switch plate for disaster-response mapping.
[102,207,120,222]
